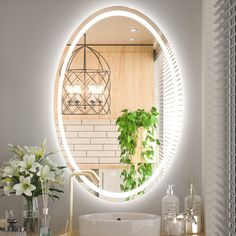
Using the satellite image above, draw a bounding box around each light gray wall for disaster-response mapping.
[0,0,202,232]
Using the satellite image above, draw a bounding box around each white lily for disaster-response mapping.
[2,177,11,184]
[2,160,19,177]
[19,155,40,173]
[10,160,19,167]
[54,169,65,185]
[0,177,11,190]
[37,165,55,181]
[46,157,58,171]
[23,145,39,155]
[3,166,15,177]
[1,141,64,200]
[13,176,36,196]
[4,184,14,195]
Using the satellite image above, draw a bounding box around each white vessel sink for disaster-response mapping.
[79,212,161,236]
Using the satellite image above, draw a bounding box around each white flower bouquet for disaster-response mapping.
[0,140,65,199]
[0,140,65,232]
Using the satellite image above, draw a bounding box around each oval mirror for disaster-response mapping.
[54,7,183,201]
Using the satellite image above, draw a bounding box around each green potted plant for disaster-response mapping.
[116,107,160,199]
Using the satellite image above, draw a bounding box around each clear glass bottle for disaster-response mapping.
[184,184,202,234]
[162,185,180,216]
[162,185,180,232]
[23,197,39,233]
[40,208,51,236]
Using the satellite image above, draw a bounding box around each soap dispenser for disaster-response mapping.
[162,185,180,216]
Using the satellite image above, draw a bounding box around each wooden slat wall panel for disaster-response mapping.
[55,46,154,120]
[204,0,236,235]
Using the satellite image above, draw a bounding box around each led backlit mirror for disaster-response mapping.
[54,7,183,201]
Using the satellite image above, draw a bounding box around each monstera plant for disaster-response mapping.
[116,107,160,199]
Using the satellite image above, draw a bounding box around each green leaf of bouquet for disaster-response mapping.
[49,188,64,193]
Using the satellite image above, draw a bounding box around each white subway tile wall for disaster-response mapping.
[56,119,121,164]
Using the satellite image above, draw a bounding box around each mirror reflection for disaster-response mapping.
[55,15,181,201]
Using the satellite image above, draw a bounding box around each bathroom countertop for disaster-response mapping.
[52,232,206,236]
[161,234,205,236]
[55,231,205,236]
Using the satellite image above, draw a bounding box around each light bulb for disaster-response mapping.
[88,84,104,94]
[66,85,81,94]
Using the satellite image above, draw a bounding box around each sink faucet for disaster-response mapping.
[67,170,100,236]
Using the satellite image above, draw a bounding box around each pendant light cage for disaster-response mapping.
[62,35,111,115]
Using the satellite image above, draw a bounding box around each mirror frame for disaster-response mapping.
[55,6,183,200]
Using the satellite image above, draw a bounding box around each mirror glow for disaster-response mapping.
[56,7,183,200]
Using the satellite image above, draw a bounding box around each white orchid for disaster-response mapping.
[13,176,36,196]
[19,155,41,173]
[37,165,55,182]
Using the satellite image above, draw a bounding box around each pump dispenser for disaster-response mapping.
[167,185,174,195]
[162,185,180,217]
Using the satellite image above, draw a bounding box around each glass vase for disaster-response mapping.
[23,197,39,233]
[40,208,51,236]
